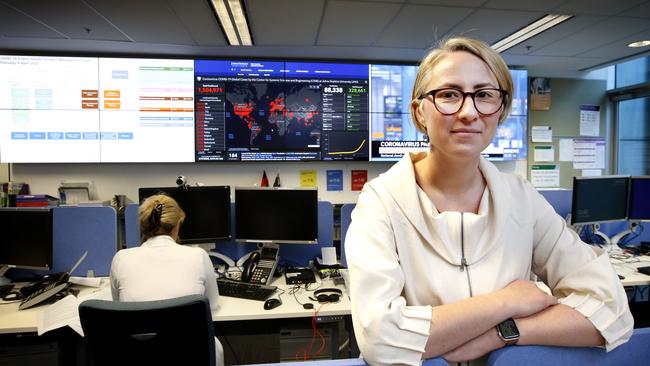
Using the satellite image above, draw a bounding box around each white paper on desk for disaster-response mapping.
[37,295,83,336]
[37,286,111,337]
[69,276,103,287]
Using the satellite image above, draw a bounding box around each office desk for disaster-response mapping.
[215,276,351,321]
[612,255,650,287]
[214,276,354,363]
[0,276,353,364]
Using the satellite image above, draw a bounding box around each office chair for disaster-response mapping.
[487,327,650,366]
[79,294,216,366]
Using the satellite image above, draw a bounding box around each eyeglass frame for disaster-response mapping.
[418,88,508,116]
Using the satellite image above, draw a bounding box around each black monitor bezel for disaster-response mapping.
[137,185,232,244]
[234,187,319,244]
[0,207,53,271]
[570,175,630,225]
[628,176,650,222]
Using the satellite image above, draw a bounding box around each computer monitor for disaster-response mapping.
[234,188,318,244]
[138,186,231,244]
[571,176,629,225]
[628,176,650,221]
[0,208,53,276]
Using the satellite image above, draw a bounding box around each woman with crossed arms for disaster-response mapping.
[345,37,633,365]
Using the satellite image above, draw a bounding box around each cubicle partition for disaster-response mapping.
[52,206,117,276]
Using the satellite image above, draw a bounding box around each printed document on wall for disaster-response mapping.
[531,126,552,142]
[530,165,560,187]
[579,105,600,137]
[559,138,573,161]
[573,138,605,169]
[533,145,554,162]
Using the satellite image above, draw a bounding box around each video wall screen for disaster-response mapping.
[369,65,528,161]
[0,55,526,163]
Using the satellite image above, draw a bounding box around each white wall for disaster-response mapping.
[11,159,526,204]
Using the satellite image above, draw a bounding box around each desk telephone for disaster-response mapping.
[18,251,88,310]
[18,272,70,310]
[241,245,279,286]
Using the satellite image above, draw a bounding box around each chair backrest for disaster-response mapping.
[79,294,216,366]
[486,327,650,366]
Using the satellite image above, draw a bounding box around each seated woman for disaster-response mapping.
[110,194,222,365]
[345,36,633,365]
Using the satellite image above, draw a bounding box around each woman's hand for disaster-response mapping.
[498,280,557,319]
[443,327,503,363]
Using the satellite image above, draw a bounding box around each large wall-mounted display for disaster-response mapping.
[0,55,526,163]
[369,65,528,161]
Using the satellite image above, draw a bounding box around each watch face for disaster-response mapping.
[498,318,519,340]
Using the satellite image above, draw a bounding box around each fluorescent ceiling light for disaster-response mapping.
[628,40,650,48]
[210,0,252,46]
[491,14,573,53]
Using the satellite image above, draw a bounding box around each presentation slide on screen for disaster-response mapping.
[0,55,528,163]
[98,58,195,162]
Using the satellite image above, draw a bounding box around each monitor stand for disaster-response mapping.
[0,266,10,286]
[611,221,640,246]
[591,224,613,250]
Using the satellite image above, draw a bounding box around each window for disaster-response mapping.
[612,55,650,175]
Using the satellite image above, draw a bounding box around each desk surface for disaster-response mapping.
[0,275,351,334]
[215,276,351,322]
[612,255,650,287]
[2,261,648,335]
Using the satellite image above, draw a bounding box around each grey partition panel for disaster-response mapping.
[52,206,117,276]
[278,201,333,266]
[340,204,356,268]
[124,203,139,248]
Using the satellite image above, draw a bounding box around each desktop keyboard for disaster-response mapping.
[216,278,277,301]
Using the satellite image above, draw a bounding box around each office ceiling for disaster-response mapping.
[1,0,649,77]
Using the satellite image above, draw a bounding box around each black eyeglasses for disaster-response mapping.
[419,88,507,116]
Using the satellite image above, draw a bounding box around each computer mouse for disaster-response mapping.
[264,298,282,310]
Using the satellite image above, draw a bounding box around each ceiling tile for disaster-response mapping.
[556,0,647,15]
[579,28,650,59]
[3,0,130,41]
[408,0,485,6]
[168,0,226,46]
[505,15,604,55]
[483,0,565,12]
[445,9,545,44]
[374,4,473,48]
[0,3,66,39]
[246,0,324,46]
[318,0,402,46]
[531,17,650,56]
[84,0,195,44]
[620,1,650,18]
[503,53,608,74]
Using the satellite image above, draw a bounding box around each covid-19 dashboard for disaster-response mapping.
[0,55,528,163]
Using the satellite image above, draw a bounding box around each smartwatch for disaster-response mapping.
[496,318,520,346]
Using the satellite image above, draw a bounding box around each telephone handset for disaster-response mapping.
[241,246,279,286]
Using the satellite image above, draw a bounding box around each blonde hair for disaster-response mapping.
[139,194,185,243]
[410,37,514,133]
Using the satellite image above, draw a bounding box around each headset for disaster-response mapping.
[309,288,342,303]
